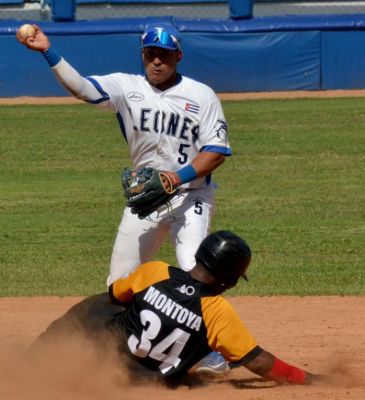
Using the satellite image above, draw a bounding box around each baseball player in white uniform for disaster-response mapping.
[16,24,231,285]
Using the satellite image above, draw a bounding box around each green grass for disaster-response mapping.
[0,99,364,296]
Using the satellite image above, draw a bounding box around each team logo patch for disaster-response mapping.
[127,92,145,102]
[214,119,228,139]
[177,284,195,295]
[185,102,200,114]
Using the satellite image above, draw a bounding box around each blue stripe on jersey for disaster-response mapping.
[116,112,128,142]
[205,174,212,186]
[200,145,232,156]
[85,77,110,104]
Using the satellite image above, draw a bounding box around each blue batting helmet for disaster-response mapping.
[141,26,181,51]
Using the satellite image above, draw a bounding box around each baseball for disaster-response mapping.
[17,24,36,42]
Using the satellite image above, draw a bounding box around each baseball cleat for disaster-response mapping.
[195,351,230,375]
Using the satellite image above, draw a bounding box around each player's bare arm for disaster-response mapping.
[191,151,225,177]
[161,152,225,190]
[244,349,326,385]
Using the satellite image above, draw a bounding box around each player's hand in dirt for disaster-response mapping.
[16,24,50,52]
[305,372,328,385]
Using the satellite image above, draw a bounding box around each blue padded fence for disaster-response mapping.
[43,0,226,3]
[0,0,23,4]
[1,14,365,96]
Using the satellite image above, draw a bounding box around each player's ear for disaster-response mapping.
[177,51,183,62]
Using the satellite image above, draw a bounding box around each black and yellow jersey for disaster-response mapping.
[109,261,261,377]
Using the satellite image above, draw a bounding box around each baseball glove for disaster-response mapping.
[121,167,179,219]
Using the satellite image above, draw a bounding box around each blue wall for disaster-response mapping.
[180,31,320,92]
[1,15,365,96]
[321,31,365,89]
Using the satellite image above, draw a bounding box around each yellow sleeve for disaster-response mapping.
[110,261,170,303]
[201,296,258,362]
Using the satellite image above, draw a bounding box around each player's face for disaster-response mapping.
[142,47,181,91]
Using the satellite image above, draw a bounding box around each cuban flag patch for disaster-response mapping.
[185,102,200,114]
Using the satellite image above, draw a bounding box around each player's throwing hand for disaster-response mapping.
[16,24,50,52]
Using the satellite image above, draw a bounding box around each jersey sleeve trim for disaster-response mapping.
[108,284,124,305]
[229,345,264,369]
[85,77,110,104]
[200,145,232,156]
[116,112,128,142]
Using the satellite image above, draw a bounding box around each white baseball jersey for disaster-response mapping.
[51,58,232,281]
[85,73,231,189]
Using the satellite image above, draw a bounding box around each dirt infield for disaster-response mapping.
[1,89,365,105]
[0,296,364,400]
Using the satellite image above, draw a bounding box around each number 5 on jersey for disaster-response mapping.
[178,144,190,164]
